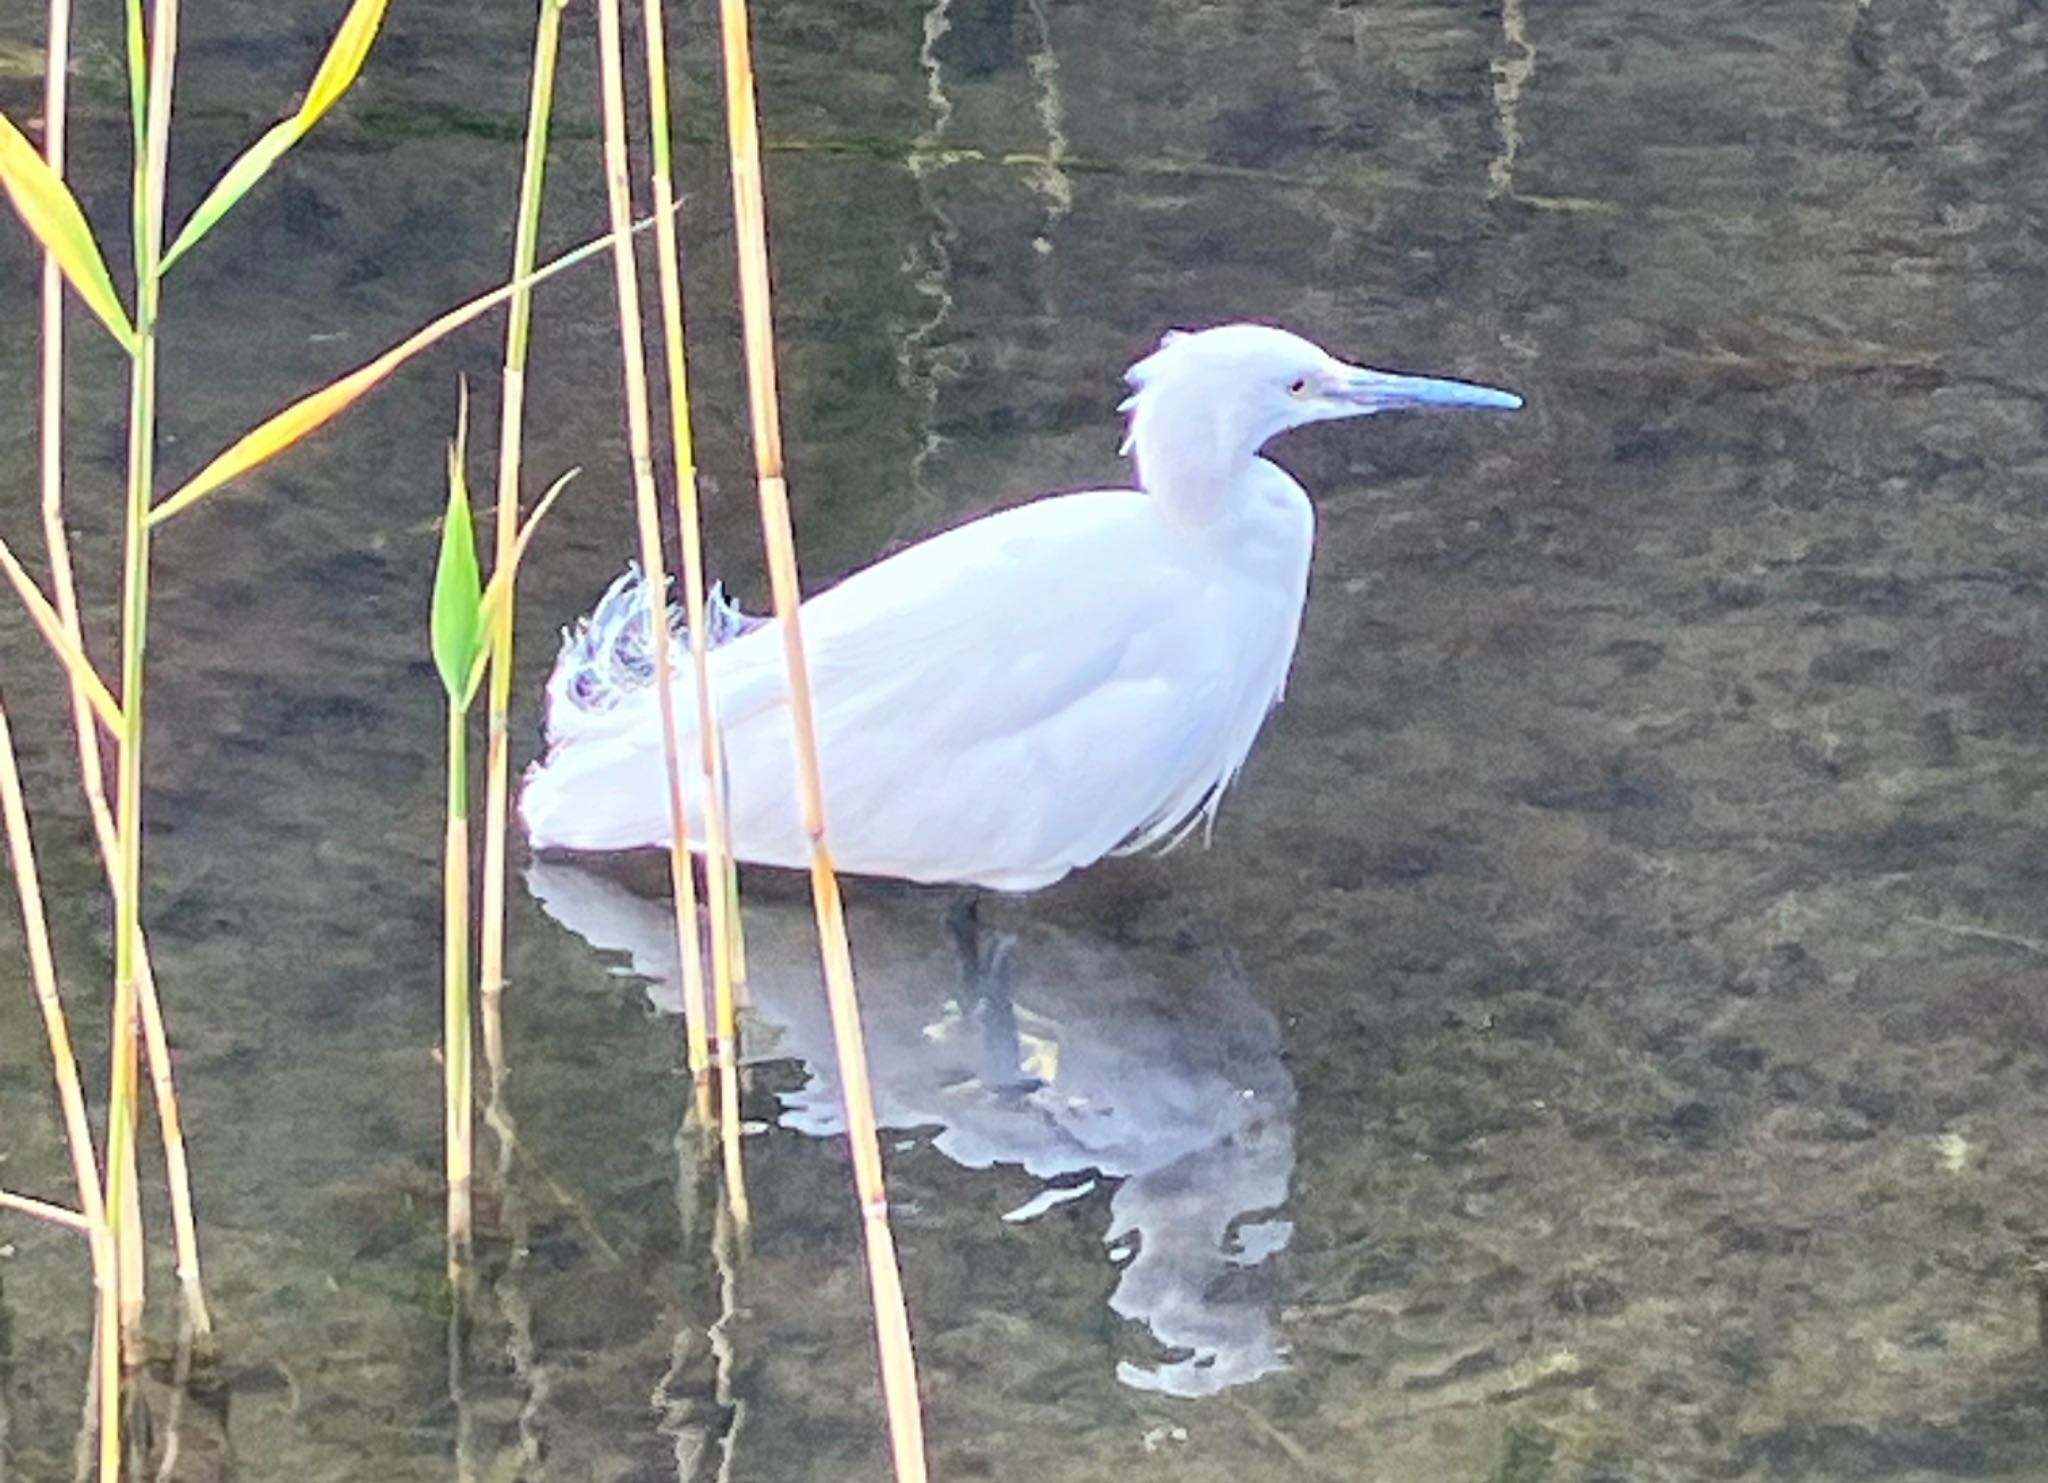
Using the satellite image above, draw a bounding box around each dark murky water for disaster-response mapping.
[4,0,2048,1477]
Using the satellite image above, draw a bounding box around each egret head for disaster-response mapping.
[1121,324,1521,510]
[1128,323,1520,444]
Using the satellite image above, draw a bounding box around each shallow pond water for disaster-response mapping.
[3,0,2048,1479]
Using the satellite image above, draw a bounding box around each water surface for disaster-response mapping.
[3,0,2047,1478]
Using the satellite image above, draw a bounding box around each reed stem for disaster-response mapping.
[445,701,474,1270]
[0,1188,92,1231]
[0,700,107,1239]
[108,0,185,1362]
[29,0,125,1468]
[592,0,712,1116]
[139,957,210,1331]
[478,0,570,1104]
[639,0,748,1210]
[36,0,99,836]
[0,695,119,1483]
[715,0,928,1474]
[29,561,212,1342]
[29,550,212,1341]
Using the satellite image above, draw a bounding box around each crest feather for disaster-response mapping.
[1119,327,1198,453]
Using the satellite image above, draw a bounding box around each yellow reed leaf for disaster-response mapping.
[153,359,382,524]
[150,223,637,525]
[0,110,136,351]
[301,0,392,120]
[0,535,124,733]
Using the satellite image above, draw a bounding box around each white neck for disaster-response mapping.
[1126,381,1261,524]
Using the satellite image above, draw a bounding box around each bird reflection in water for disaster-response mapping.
[528,862,1296,1397]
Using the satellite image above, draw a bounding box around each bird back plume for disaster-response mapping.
[542,567,760,749]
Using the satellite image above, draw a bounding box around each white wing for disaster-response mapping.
[523,484,1312,889]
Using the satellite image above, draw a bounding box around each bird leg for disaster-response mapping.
[973,935,1046,1098]
[944,891,1043,1097]
[945,890,985,985]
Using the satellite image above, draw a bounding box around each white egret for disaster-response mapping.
[520,324,1520,888]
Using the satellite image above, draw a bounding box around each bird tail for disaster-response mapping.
[522,567,758,851]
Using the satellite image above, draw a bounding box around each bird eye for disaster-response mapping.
[1287,377,1311,398]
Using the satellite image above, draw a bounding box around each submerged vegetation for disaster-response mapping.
[0,0,927,1476]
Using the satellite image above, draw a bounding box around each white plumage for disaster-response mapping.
[520,324,1519,889]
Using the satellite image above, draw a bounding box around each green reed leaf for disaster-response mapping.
[161,0,392,271]
[431,386,483,704]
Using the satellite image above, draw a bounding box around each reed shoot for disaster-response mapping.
[433,393,485,1265]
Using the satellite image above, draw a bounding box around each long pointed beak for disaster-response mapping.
[1338,366,1523,413]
